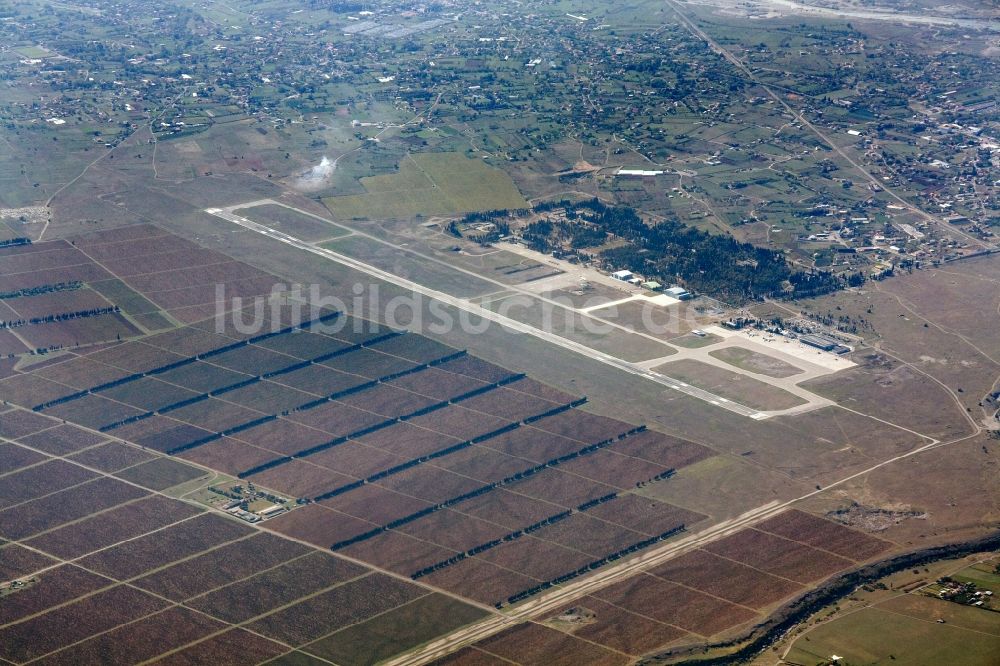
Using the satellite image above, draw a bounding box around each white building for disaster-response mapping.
[665,286,692,300]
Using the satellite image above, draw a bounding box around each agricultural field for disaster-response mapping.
[0,0,998,661]
[2,290,722,616]
[3,315,773,657]
[303,593,487,666]
[783,594,1000,666]
[483,623,634,665]
[0,406,486,665]
[322,152,528,220]
[449,509,895,661]
[0,224,282,357]
[952,556,1000,590]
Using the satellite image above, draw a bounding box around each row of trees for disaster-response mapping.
[0,281,81,301]
[0,305,120,330]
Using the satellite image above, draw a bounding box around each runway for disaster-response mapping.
[207,204,794,419]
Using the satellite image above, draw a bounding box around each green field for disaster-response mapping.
[14,45,50,58]
[784,595,1000,666]
[322,152,527,220]
[953,557,1000,590]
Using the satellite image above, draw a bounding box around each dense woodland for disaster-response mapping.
[516,200,848,303]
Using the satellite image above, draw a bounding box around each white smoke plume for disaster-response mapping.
[295,156,334,190]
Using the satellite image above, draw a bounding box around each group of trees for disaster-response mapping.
[460,209,529,224]
[451,210,520,245]
[526,199,846,303]
[801,309,875,335]
[458,199,853,303]
[522,218,604,252]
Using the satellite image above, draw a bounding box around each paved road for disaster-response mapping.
[231,201,683,351]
